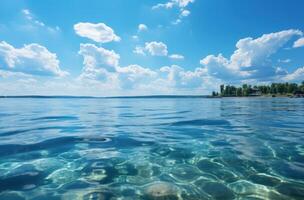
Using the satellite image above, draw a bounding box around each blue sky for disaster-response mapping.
[0,0,304,96]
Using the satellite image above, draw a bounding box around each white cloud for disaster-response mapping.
[133,46,146,56]
[230,29,302,68]
[152,0,194,24]
[283,67,304,81]
[132,35,139,40]
[78,43,120,72]
[76,42,210,95]
[134,42,184,59]
[176,0,195,7]
[21,9,59,33]
[172,19,182,25]
[180,10,190,17]
[152,2,174,9]
[22,9,30,15]
[134,41,168,56]
[0,41,68,77]
[152,0,194,9]
[0,69,32,79]
[74,22,120,43]
[169,54,184,60]
[138,24,148,32]
[293,37,304,48]
[158,65,208,89]
[144,41,168,56]
[200,29,303,80]
[278,59,291,63]
[117,65,157,89]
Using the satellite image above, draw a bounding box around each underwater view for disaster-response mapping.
[0,97,303,200]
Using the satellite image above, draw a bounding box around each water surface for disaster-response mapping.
[0,97,303,199]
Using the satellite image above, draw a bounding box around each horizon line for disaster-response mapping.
[0,94,212,99]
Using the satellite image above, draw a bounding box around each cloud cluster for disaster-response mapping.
[77,43,207,94]
[0,41,68,77]
[152,0,194,24]
[74,28,303,95]
[74,22,120,43]
[2,15,304,96]
[133,41,184,60]
[152,0,194,9]
[200,29,303,81]
[133,41,168,56]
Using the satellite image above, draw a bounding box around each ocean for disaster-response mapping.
[0,97,303,199]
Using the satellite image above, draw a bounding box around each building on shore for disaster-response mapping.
[249,88,262,96]
[293,90,304,98]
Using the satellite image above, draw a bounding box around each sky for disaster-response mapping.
[0,0,304,96]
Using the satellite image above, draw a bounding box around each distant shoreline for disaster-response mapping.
[0,95,300,99]
[0,95,210,99]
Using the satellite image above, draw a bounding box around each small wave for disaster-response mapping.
[168,119,230,126]
[0,126,85,137]
[0,135,111,157]
[30,116,78,121]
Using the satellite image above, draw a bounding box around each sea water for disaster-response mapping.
[0,97,303,199]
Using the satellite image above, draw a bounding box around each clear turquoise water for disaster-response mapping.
[0,97,303,200]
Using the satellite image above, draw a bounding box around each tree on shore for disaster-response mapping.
[213,81,304,97]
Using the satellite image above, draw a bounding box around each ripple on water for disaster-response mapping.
[169,119,230,126]
[170,164,201,182]
[276,182,304,199]
[0,98,303,199]
[248,173,282,187]
[227,180,286,199]
[0,164,45,191]
[197,159,224,172]
[30,115,78,121]
[83,164,119,185]
[0,192,26,200]
[46,168,78,185]
[272,161,304,180]
[200,182,235,200]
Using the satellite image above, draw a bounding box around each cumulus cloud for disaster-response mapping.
[133,46,146,56]
[117,65,157,89]
[230,29,302,68]
[134,41,168,56]
[283,67,304,81]
[145,41,168,56]
[169,54,184,60]
[77,43,209,94]
[134,42,184,60]
[78,43,120,73]
[200,29,303,81]
[293,37,304,48]
[0,41,68,77]
[74,22,120,43]
[159,65,207,88]
[138,24,148,32]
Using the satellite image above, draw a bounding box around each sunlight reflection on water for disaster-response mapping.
[0,97,303,199]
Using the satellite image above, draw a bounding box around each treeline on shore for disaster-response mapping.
[212,81,304,97]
